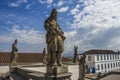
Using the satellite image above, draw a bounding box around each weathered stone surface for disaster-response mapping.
[78,54,86,80]
[47,65,68,74]
[73,46,79,63]
[42,48,47,64]
[44,8,65,66]
[10,39,18,66]
[45,72,72,80]
[28,72,45,80]
[44,8,72,80]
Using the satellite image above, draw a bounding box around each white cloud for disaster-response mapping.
[64,0,120,53]
[0,35,14,43]
[65,30,77,37]
[63,0,120,50]
[38,0,53,4]
[71,0,120,29]
[10,25,45,44]
[107,37,120,50]
[0,25,46,52]
[70,4,80,15]
[26,4,31,9]
[58,6,69,12]
[38,0,53,8]
[57,0,65,6]
[53,0,73,8]
[64,31,77,52]
[64,27,120,53]
[9,3,19,7]
[0,25,45,44]
[25,2,34,9]
[8,0,28,7]
[6,21,13,24]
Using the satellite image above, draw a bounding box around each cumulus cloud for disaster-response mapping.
[71,0,120,29]
[57,0,65,6]
[38,0,53,8]
[53,0,73,8]
[64,27,120,53]
[38,0,53,4]
[70,4,80,15]
[25,2,35,9]
[64,31,77,52]
[9,3,19,7]
[58,6,69,12]
[0,24,45,52]
[8,0,28,7]
[2,0,120,53]
[0,35,14,43]
[10,25,45,44]
[63,0,120,53]
[0,25,45,44]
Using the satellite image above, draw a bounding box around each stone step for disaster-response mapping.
[11,73,26,80]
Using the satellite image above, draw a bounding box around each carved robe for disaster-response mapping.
[44,18,65,65]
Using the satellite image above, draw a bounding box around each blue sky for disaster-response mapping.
[0,0,120,55]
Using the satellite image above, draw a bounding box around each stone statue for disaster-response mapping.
[73,46,79,63]
[44,8,65,66]
[42,48,47,64]
[78,54,86,80]
[10,39,18,65]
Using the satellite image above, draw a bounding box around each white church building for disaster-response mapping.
[82,49,120,73]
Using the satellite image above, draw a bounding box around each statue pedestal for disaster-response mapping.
[45,65,72,80]
[47,65,68,74]
[43,59,47,64]
[11,61,17,65]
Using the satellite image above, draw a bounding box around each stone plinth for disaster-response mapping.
[29,72,45,80]
[47,65,68,75]
[10,65,17,72]
[46,65,72,80]
[45,72,72,80]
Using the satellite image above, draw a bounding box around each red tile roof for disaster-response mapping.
[82,49,118,55]
[0,52,72,63]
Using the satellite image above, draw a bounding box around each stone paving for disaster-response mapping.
[0,66,9,73]
[100,74,120,80]
[24,67,46,73]
[0,64,120,80]
[23,64,79,80]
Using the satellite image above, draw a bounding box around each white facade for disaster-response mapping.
[84,50,120,73]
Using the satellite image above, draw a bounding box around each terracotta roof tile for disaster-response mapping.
[0,52,72,63]
[82,49,118,55]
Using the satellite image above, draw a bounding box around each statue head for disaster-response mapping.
[44,48,46,50]
[74,46,78,50]
[43,48,46,53]
[14,39,17,44]
[50,8,58,20]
